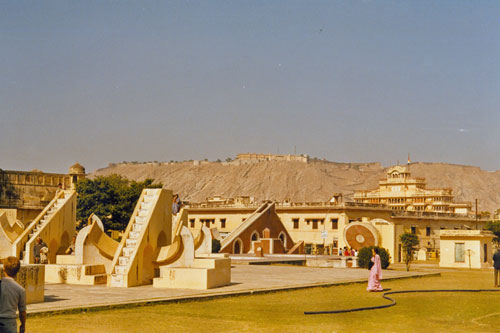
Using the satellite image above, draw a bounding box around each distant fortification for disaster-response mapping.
[236,153,309,163]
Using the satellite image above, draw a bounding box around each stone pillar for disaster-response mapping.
[351,257,359,268]
[340,257,347,268]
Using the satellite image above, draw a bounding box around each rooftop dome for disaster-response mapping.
[69,162,85,175]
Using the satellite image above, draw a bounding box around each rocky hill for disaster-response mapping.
[93,160,500,213]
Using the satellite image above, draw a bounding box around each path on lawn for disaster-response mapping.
[28,264,439,314]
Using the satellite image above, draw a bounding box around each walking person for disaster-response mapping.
[493,247,500,287]
[367,248,383,292]
[0,257,27,333]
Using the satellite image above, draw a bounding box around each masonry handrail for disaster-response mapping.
[11,190,68,257]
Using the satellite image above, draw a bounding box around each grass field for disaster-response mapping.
[27,269,500,332]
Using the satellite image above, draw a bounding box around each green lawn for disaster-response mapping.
[28,270,500,332]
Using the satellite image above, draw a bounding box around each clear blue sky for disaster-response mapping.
[1,1,499,173]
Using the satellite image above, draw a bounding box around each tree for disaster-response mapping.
[76,175,162,231]
[225,157,233,162]
[358,246,391,269]
[486,221,500,246]
[400,232,419,271]
[212,239,221,253]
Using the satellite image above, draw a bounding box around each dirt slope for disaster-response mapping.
[93,161,500,213]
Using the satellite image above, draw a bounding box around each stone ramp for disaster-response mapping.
[108,188,172,287]
[11,190,76,264]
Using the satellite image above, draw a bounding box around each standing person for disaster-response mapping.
[493,248,500,287]
[34,237,48,264]
[0,257,27,333]
[65,236,76,255]
[33,237,45,264]
[367,248,383,292]
[172,194,181,215]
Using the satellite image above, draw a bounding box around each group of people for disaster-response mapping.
[338,246,358,257]
[33,237,48,264]
[33,235,76,265]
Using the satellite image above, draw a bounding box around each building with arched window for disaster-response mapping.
[353,165,472,214]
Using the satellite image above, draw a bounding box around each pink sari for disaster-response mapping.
[367,254,383,291]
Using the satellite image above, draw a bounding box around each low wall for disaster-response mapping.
[0,264,45,304]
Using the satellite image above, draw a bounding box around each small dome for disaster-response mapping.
[69,162,85,174]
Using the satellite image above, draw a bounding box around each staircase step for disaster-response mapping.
[135,216,146,224]
[138,209,149,217]
[123,247,135,257]
[110,274,125,287]
[141,202,153,210]
[126,239,137,247]
[144,195,156,202]
[115,265,127,274]
[129,231,140,239]
[145,189,158,196]
[118,256,129,266]
[132,223,143,232]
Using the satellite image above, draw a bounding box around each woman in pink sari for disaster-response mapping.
[367,248,383,291]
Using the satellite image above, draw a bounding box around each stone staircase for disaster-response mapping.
[109,189,158,287]
[21,191,73,263]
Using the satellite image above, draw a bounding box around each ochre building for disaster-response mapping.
[0,163,85,224]
[186,167,487,263]
[353,165,472,214]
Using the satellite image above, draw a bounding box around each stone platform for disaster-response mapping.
[28,264,438,314]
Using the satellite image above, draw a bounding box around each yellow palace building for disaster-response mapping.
[186,166,486,263]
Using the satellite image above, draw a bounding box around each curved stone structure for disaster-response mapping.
[154,209,188,266]
[153,209,231,290]
[0,212,24,256]
[194,225,212,256]
[343,222,380,250]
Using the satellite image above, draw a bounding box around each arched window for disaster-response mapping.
[251,231,260,242]
[278,232,286,249]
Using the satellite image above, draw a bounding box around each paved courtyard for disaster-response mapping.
[28,264,438,314]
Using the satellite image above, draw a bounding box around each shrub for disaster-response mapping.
[358,246,390,269]
[212,239,221,253]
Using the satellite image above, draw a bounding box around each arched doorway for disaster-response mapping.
[233,238,243,254]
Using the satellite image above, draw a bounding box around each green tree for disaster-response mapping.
[358,246,391,269]
[76,175,162,231]
[400,232,419,271]
[486,221,500,245]
[212,239,221,253]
